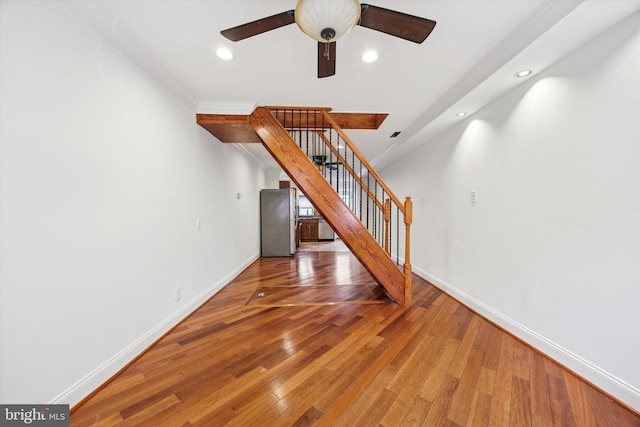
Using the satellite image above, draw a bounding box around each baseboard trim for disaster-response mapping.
[53,253,260,408]
[413,265,640,412]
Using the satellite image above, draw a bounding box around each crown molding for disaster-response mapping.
[196,101,257,115]
[372,0,584,169]
[62,0,199,111]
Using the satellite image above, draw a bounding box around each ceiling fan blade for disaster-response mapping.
[359,4,436,44]
[318,41,336,78]
[221,10,295,41]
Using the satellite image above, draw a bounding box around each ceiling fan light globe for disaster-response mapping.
[295,0,361,43]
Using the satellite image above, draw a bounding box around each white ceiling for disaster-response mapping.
[65,0,640,171]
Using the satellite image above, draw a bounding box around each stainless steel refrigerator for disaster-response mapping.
[260,189,296,257]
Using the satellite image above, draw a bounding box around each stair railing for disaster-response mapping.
[267,106,412,296]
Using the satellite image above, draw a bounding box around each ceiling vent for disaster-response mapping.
[390,131,401,138]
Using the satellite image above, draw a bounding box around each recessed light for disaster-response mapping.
[362,50,378,63]
[216,47,233,61]
[514,69,532,78]
[455,112,467,117]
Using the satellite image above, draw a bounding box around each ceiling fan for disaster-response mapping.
[220,0,436,78]
[312,155,340,170]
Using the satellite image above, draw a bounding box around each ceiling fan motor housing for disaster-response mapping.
[295,0,361,43]
[321,27,336,41]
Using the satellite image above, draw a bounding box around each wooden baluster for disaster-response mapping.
[404,196,413,304]
[384,198,391,254]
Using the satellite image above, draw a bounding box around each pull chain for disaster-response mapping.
[320,28,335,60]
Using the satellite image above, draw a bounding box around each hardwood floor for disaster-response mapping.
[298,239,351,252]
[70,246,640,426]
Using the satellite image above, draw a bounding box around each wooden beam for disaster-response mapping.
[271,111,388,130]
[196,111,389,143]
[196,114,262,143]
[329,112,388,130]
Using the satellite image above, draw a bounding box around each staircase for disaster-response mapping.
[197,106,412,304]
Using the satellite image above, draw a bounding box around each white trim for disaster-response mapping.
[51,253,260,407]
[62,0,199,111]
[371,0,583,169]
[197,101,257,115]
[412,265,640,411]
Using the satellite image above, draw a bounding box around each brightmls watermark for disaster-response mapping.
[0,405,69,426]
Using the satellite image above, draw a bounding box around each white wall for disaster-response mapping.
[382,12,640,410]
[265,168,283,189]
[0,1,264,405]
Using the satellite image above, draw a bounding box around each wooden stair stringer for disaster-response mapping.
[250,107,405,304]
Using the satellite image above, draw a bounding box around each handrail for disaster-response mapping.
[252,106,411,303]
[266,106,412,285]
[315,131,385,212]
[319,111,406,214]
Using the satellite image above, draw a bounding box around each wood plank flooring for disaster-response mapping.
[70,244,640,426]
[245,284,389,306]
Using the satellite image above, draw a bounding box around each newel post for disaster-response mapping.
[384,198,391,255]
[404,196,413,304]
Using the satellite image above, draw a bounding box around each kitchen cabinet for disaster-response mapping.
[299,219,318,242]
